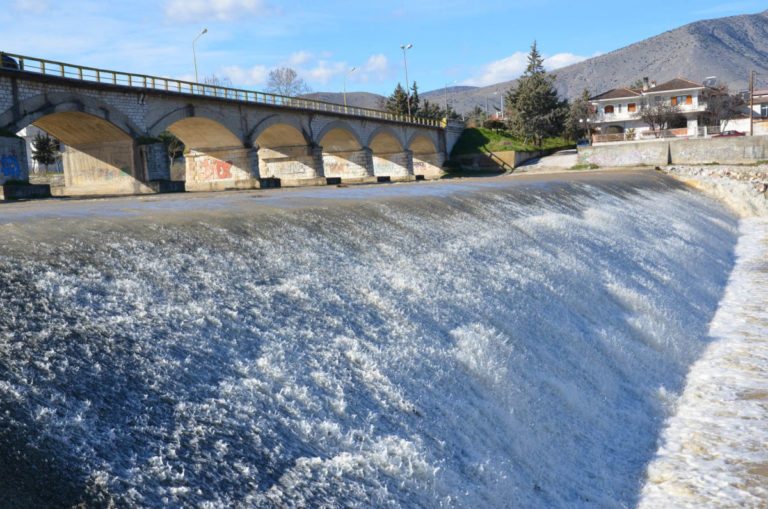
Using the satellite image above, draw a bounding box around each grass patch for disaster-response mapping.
[451,127,573,156]
[571,163,599,170]
[701,162,720,166]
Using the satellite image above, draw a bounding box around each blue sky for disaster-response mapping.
[1,0,765,95]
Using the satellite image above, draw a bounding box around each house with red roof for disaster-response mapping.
[590,77,716,142]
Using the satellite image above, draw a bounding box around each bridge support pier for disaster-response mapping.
[373,149,414,178]
[258,145,326,185]
[323,147,374,180]
[412,152,446,179]
[60,140,159,196]
[185,146,260,192]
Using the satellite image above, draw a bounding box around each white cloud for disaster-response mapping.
[288,51,315,67]
[14,0,50,13]
[219,64,269,86]
[463,51,592,86]
[462,52,528,86]
[165,0,275,21]
[356,54,391,83]
[544,53,589,71]
[303,60,347,85]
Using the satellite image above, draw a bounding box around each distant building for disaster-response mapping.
[590,77,717,142]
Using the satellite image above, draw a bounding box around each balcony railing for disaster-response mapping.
[0,51,447,128]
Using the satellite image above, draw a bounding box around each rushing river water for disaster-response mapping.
[0,172,757,507]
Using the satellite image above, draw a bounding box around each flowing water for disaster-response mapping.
[0,172,756,507]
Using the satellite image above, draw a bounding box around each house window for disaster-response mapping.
[761,104,768,118]
[628,103,636,112]
[671,95,693,106]
[604,105,614,114]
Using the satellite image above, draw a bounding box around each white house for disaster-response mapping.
[590,77,716,141]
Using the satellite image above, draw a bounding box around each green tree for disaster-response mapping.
[385,83,410,115]
[409,82,420,115]
[564,89,593,141]
[31,133,59,172]
[628,78,645,89]
[419,100,443,120]
[157,131,185,168]
[504,41,567,148]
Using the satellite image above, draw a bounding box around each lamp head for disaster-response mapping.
[202,28,208,34]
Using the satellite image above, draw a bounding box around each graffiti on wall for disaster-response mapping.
[266,158,315,177]
[196,158,233,181]
[70,167,132,185]
[1,154,22,180]
[323,156,367,178]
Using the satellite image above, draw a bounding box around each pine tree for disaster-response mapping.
[385,83,410,115]
[31,133,59,172]
[409,82,420,115]
[564,89,593,141]
[505,41,567,148]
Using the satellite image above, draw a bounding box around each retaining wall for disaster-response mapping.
[579,136,768,167]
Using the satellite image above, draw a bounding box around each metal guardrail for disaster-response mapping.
[0,51,447,128]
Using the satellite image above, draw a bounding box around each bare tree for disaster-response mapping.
[634,99,680,137]
[266,67,311,97]
[202,75,233,88]
[707,85,745,132]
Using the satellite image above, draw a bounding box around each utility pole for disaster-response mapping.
[192,28,208,86]
[400,44,412,116]
[750,70,755,136]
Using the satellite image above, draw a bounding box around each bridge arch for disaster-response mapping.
[317,123,372,179]
[366,126,406,152]
[316,121,364,150]
[406,133,440,154]
[408,134,444,178]
[250,115,311,148]
[255,121,319,180]
[148,106,245,148]
[0,92,142,141]
[368,128,412,177]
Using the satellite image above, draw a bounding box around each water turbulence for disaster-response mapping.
[0,174,740,507]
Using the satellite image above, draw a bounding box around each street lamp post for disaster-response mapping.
[444,80,456,116]
[344,67,356,112]
[192,28,208,88]
[400,44,413,116]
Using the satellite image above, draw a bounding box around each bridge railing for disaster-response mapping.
[0,52,446,128]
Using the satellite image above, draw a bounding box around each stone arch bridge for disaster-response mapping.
[0,53,463,195]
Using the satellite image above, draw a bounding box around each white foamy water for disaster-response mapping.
[0,174,748,507]
[639,217,768,508]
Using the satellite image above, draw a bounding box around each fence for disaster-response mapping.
[0,51,445,128]
[593,127,722,144]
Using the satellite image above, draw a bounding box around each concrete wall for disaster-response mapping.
[578,141,669,167]
[373,151,412,177]
[671,136,768,164]
[413,152,445,178]
[141,143,171,181]
[185,147,258,191]
[322,149,372,178]
[61,140,156,195]
[0,135,28,184]
[579,136,768,167]
[454,150,555,171]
